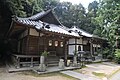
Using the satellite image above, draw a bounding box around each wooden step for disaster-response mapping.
[46,56,59,67]
[47,61,59,64]
[47,63,58,67]
[47,57,59,61]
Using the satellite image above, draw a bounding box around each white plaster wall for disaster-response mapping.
[83,40,88,45]
[68,45,75,55]
[77,38,82,44]
[68,38,84,55]
[30,28,39,36]
[69,38,83,44]
[76,45,79,51]
[69,39,75,44]
[93,44,101,47]
[80,45,83,51]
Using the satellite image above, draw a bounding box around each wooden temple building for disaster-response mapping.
[7,9,105,68]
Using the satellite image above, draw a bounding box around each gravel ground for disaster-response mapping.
[74,62,120,79]
[110,70,120,80]
[0,66,76,80]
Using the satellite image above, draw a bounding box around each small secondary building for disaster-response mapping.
[68,26,104,60]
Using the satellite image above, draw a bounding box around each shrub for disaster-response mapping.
[107,55,113,60]
[102,48,109,59]
[115,49,120,63]
[73,50,78,56]
[41,51,49,57]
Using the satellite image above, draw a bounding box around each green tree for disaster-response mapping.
[4,0,98,34]
[5,0,44,17]
[5,0,26,17]
[88,1,99,17]
[94,0,120,57]
[42,0,59,10]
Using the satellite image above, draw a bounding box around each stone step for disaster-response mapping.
[46,56,60,67]
[47,57,59,59]
[47,61,59,64]
[47,56,59,58]
[47,59,59,61]
[61,70,100,80]
[47,60,59,66]
[47,63,58,67]
[47,57,59,61]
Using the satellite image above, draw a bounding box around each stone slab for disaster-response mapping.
[61,70,100,80]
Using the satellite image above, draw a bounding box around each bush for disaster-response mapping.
[73,50,78,56]
[107,55,113,60]
[115,49,120,63]
[41,51,49,57]
[102,48,109,59]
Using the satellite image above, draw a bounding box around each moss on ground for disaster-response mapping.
[92,72,106,78]
[60,73,78,80]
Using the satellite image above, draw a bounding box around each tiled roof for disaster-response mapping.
[69,26,93,37]
[12,9,103,38]
[17,10,51,21]
[13,17,80,37]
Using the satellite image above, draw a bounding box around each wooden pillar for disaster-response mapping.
[44,36,47,51]
[64,38,68,66]
[38,32,40,53]
[81,37,83,51]
[17,40,20,53]
[75,38,77,53]
[96,40,98,52]
[90,39,93,56]
[30,57,33,67]
[17,57,20,68]
[21,39,23,54]
[26,27,30,54]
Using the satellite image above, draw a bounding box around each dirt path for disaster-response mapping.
[0,66,76,80]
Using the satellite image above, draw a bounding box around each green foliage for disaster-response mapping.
[4,0,99,34]
[97,48,102,54]
[42,0,59,10]
[55,1,98,33]
[102,47,115,60]
[102,48,110,58]
[73,50,78,56]
[5,0,44,17]
[6,0,27,17]
[94,0,120,40]
[115,49,120,63]
[93,0,120,58]
[41,51,49,57]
